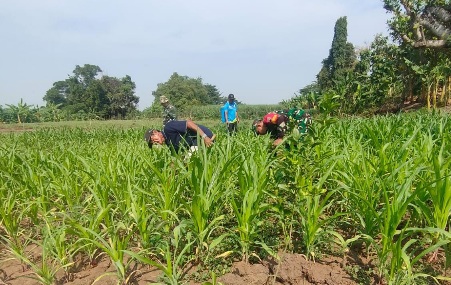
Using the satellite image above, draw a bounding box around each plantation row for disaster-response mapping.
[0,112,450,284]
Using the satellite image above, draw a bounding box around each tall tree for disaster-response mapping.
[101,75,139,118]
[317,17,356,90]
[384,0,451,48]
[44,64,138,119]
[204,84,223,104]
[151,72,216,112]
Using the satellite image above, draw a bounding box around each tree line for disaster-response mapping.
[285,1,451,115]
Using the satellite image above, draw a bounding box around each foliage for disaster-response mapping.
[43,64,139,119]
[317,17,356,92]
[1,112,451,284]
[150,72,223,114]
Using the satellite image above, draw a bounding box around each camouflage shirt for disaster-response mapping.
[163,104,177,126]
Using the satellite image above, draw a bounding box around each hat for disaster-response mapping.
[228,94,235,100]
[144,129,157,148]
[160,96,169,104]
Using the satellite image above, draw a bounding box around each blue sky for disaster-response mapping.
[0,0,390,110]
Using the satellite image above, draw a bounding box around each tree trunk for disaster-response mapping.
[433,79,438,108]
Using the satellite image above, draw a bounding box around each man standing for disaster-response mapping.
[160,95,177,126]
[222,93,239,134]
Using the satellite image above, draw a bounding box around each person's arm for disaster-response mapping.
[186,120,214,147]
[224,103,229,124]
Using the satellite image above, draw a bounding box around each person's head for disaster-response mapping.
[160,95,169,106]
[144,129,165,148]
[252,119,267,135]
[228,93,235,103]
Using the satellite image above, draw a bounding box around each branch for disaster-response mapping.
[402,34,448,48]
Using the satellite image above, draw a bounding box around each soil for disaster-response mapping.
[0,250,375,285]
[1,246,449,285]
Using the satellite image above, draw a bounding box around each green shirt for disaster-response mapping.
[163,104,177,125]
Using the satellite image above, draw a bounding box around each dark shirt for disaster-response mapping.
[162,120,213,152]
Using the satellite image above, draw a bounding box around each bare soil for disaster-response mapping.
[0,251,373,285]
[1,247,449,285]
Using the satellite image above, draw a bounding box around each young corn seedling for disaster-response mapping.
[185,146,236,262]
[124,221,195,285]
[295,160,341,261]
[78,220,135,285]
[231,152,272,263]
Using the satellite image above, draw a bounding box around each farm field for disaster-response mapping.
[0,113,450,285]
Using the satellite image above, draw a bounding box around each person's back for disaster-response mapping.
[276,108,311,135]
[163,120,214,152]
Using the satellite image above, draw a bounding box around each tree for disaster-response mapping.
[101,75,139,119]
[6,98,32,124]
[204,84,223,104]
[317,17,357,91]
[151,72,219,112]
[384,0,451,48]
[43,64,139,119]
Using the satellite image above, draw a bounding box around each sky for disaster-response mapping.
[0,0,391,110]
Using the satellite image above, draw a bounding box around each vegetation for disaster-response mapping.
[0,112,450,284]
[43,64,139,120]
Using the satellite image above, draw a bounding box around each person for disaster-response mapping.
[160,95,177,126]
[222,94,239,134]
[144,120,215,153]
[252,108,311,146]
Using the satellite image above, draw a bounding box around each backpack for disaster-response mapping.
[220,105,226,123]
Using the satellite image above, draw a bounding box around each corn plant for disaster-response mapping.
[77,219,135,285]
[38,217,79,282]
[124,222,195,285]
[230,150,273,263]
[419,138,451,270]
[144,151,187,233]
[376,161,423,284]
[184,146,237,262]
[65,207,111,265]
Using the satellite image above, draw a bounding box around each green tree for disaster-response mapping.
[384,0,451,48]
[43,81,69,107]
[317,17,356,91]
[204,84,223,104]
[151,72,220,112]
[101,75,139,119]
[43,64,139,119]
[6,98,32,124]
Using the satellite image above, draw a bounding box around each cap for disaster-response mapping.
[228,94,235,100]
[160,95,169,104]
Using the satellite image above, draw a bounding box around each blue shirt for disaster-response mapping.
[223,101,238,121]
[162,120,213,153]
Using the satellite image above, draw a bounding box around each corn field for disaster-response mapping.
[0,112,450,285]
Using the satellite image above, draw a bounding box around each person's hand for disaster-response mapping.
[273,138,283,147]
[237,118,240,123]
[203,136,213,147]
